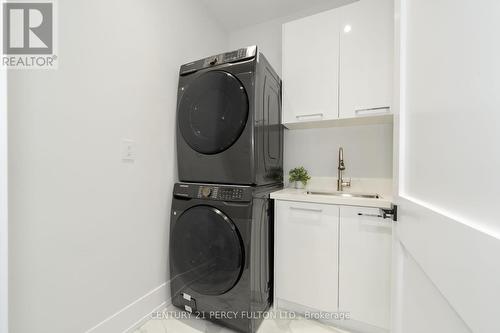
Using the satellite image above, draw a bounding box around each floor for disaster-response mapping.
[133,305,348,333]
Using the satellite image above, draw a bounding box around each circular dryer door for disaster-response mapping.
[171,205,244,295]
[178,71,249,155]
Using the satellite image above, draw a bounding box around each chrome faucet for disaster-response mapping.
[337,147,351,191]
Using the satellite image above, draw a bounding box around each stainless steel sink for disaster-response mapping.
[306,191,380,199]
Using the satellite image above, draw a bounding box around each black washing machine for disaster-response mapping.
[176,46,283,186]
[169,182,281,333]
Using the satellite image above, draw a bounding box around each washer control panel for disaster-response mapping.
[173,183,252,202]
[197,186,245,201]
[198,186,217,199]
[217,187,244,201]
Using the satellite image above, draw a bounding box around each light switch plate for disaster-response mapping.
[121,139,136,161]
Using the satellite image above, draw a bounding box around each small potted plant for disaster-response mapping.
[288,167,311,189]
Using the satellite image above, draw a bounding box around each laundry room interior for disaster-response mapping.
[1,1,498,333]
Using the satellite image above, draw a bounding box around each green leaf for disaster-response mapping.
[288,166,311,184]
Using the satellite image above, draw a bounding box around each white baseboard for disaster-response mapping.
[84,282,170,333]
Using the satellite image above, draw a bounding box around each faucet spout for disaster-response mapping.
[338,147,345,170]
[337,147,351,191]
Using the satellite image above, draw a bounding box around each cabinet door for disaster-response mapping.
[339,0,394,119]
[282,9,340,125]
[275,201,339,312]
[339,205,392,330]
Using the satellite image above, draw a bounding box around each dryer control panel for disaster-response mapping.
[173,183,252,202]
[179,46,257,75]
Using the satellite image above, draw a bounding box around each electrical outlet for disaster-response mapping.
[121,139,136,161]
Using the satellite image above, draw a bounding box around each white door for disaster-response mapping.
[393,1,500,332]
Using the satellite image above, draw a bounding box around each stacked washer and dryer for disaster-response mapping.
[169,46,284,333]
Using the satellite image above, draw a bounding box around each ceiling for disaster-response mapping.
[197,0,357,30]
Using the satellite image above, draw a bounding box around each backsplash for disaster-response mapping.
[283,123,393,180]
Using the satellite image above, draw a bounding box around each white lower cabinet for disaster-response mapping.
[275,200,392,332]
[275,200,339,313]
[339,206,392,331]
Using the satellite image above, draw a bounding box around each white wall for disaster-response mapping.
[0,4,8,331]
[7,1,227,332]
[228,0,356,77]
[229,7,394,181]
[229,18,284,76]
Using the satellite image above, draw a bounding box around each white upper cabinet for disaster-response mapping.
[282,0,394,127]
[339,0,394,119]
[282,9,341,124]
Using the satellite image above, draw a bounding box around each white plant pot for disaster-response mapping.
[294,181,305,189]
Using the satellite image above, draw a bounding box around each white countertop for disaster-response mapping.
[270,187,393,209]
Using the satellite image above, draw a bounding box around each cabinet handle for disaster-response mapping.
[290,206,323,213]
[354,106,390,116]
[357,213,383,218]
[295,113,323,121]
[357,206,398,222]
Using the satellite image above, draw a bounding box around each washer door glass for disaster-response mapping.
[178,71,249,155]
[172,205,244,295]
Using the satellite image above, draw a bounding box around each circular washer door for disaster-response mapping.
[171,205,244,295]
[178,71,249,155]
